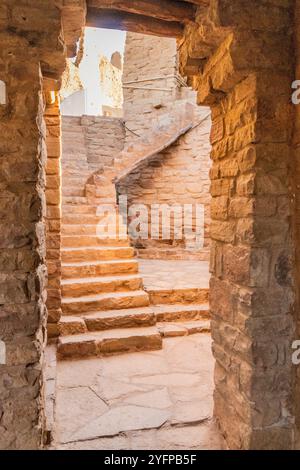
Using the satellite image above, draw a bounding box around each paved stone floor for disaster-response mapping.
[138,259,210,290]
[54,333,224,450]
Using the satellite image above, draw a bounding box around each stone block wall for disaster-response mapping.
[61,115,125,176]
[117,107,211,260]
[123,32,180,142]
[0,0,66,449]
[45,95,62,340]
[293,0,300,449]
[179,0,296,449]
[209,73,295,449]
[80,115,125,170]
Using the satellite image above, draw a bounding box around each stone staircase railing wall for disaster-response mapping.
[85,102,211,260]
[118,107,211,260]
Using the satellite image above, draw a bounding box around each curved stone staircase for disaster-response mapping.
[57,104,210,359]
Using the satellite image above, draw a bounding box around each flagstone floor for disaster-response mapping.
[53,333,224,450]
[138,259,210,290]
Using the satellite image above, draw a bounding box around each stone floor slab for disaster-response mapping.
[54,334,224,449]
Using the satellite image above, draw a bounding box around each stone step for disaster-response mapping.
[62,259,139,279]
[62,176,89,186]
[62,290,150,315]
[62,224,127,236]
[62,187,86,197]
[62,170,90,179]
[62,196,88,205]
[93,187,117,198]
[61,274,143,298]
[62,205,97,215]
[62,214,109,225]
[62,203,116,215]
[62,162,89,169]
[63,198,116,209]
[152,303,209,322]
[61,246,135,263]
[57,326,162,359]
[62,154,88,162]
[61,235,129,248]
[146,287,209,305]
[59,306,155,335]
[138,248,210,261]
[62,141,85,147]
[157,319,211,338]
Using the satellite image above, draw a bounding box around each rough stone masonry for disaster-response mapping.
[1,0,300,451]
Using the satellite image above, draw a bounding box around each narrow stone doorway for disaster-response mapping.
[45,28,218,449]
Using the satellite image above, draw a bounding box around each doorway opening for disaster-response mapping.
[44,26,220,449]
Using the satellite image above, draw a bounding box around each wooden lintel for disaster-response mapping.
[86,9,184,38]
[87,0,196,24]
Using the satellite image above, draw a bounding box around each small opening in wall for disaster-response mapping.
[0,80,6,105]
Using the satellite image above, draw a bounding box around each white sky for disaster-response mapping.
[79,27,126,115]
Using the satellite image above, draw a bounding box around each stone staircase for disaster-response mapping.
[85,101,197,199]
[57,107,210,360]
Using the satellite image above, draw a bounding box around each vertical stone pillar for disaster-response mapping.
[180,0,297,449]
[0,39,47,449]
[45,93,62,340]
[293,0,300,449]
[0,0,84,450]
[210,70,295,449]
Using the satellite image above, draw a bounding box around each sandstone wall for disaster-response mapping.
[45,95,62,340]
[179,0,296,449]
[0,0,67,450]
[81,116,125,170]
[123,32,180,142]
[210,74,295,451]
[117,108,211,260]
[62,115,125,173]
[293,0,300,449]
[120,32,211,260]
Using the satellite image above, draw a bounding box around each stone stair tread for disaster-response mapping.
[57,325,162,358]
[147,287,209,305]
[152,303,209,323]
[62,259,138,267]
[61,274,141,286]
[62,290,149,304]
[61,246,132,252]
[146,286,208,293]
[152,303,209,313]
[157,319,210,337]
[61,236,129,248]
[59,307,155,335]
[59,325,160,343]
[61,233,128,240]
[82,306,154,320]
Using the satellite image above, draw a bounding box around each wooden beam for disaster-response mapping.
[86,9,184,38]
[88,0,196,24]
[180,0,209,5]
